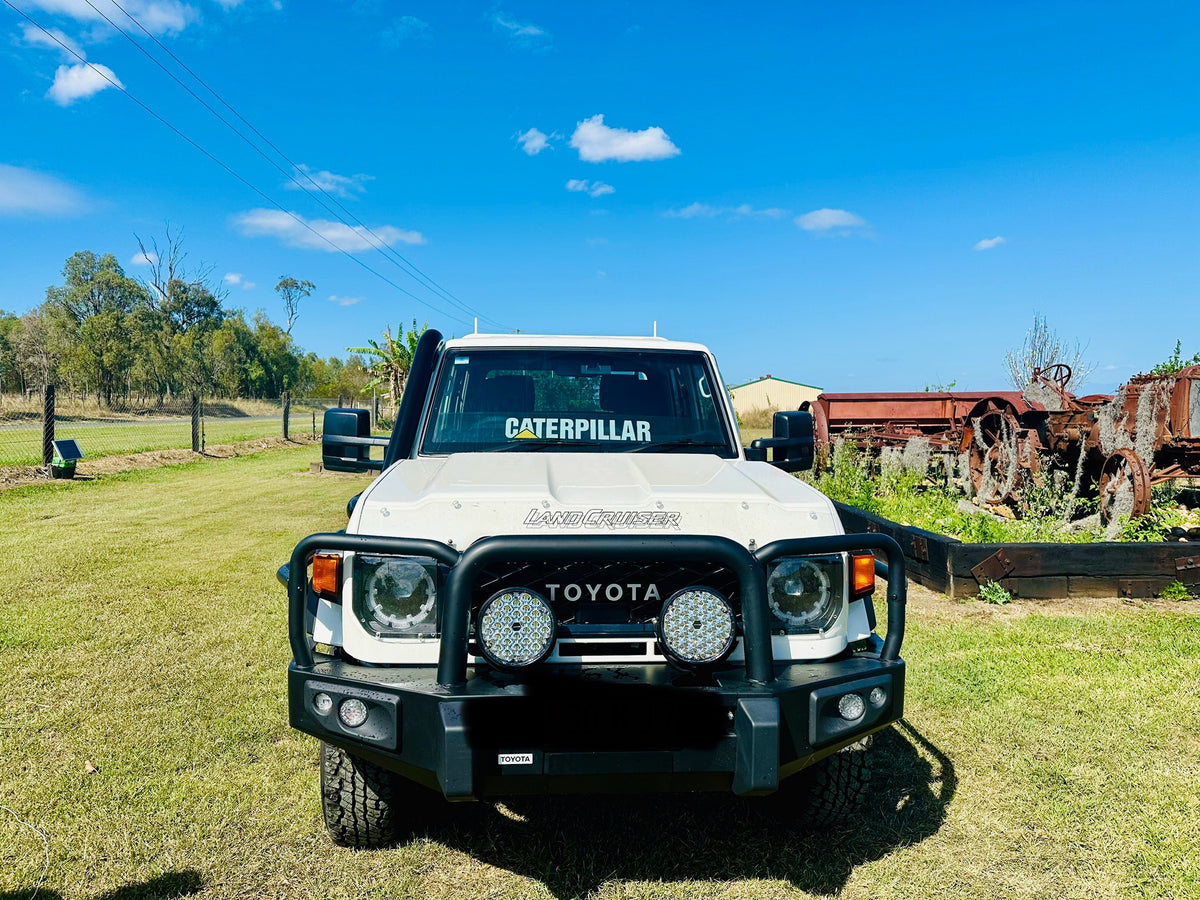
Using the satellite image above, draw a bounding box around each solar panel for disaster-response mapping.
[52,439,83,461]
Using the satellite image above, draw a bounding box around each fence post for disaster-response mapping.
[42,383,55,468]
[282,391,291,440]
[191,393,201,453]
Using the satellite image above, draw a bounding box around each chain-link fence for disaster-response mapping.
[0,388,351,469]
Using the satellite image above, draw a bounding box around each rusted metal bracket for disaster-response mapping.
[1174,556,1200,588]
[1120,579,1160,599]
[910,534,930,563]
[971,548,1015,584]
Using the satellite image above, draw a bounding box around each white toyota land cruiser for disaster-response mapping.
[282,331,906,848]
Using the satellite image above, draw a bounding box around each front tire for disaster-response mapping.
[319,742,444,848]
[762,736,874,828]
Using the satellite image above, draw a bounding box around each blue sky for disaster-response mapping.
[1,0,1196,393]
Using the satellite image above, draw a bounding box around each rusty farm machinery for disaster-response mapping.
[800,364,1200,522]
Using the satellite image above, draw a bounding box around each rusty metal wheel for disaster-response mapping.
[967,401,1021,504]
[1037,363,1073,392]
[1098,448,1152,522]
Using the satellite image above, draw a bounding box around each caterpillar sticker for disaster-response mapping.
[505,417,652,442]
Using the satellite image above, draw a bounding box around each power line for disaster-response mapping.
[5,0,483,330]
[93,0,506,330]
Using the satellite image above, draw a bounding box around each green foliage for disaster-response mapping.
[1157,579,1193,601]
[1,243,327,404]
[978,580,1012,604]
[809,440,1107,544]
[348,319,428,412]
[923,380,957,392]
[1117,487,1186,542]
[274,275,315,335]
[1149,340,1200,376]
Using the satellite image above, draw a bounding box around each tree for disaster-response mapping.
[275,276,314,336]
[1004,313,1095,392]
[134,228,226,400]
[44,251,148,405]
[348,320,427,415]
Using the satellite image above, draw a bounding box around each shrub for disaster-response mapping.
[1157,580,1192,601]
[978,581,1013,605]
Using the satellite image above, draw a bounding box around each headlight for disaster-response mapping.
[476,589,556,670]
[767,555,844,633]
[354,555,438,636]
[657,587,736,667]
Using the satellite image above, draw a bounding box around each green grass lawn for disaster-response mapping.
[1,445,1197,899]
[0,417,302,466]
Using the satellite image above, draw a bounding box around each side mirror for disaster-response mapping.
[746,410,814,472]
[322,408,388,473]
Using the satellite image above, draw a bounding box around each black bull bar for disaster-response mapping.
[287,532,906,682]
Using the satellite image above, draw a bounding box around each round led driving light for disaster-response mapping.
[362,558,437,632]
[837,692,866,721]
[338,697,369,728]
[868,686,888,707]
[313,692,333,715]
[657,587,736,667]
[767,558,841,633]
[477,589,556,670]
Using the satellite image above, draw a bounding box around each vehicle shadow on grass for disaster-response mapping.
[432,720,954,898]
[0,869,202,900]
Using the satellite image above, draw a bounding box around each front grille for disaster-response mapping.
[472,560,740,627]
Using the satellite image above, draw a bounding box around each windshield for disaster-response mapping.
[420,347,738,456]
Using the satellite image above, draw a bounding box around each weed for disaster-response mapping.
[978,580,1013,604]
[1158,580,1193,601]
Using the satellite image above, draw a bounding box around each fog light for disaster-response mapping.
[868,686,887,707]
[338,697,368,728]
[837,692,865,721]
[477,589,556,670]
[313,692,333,715]
[658,587,736,667]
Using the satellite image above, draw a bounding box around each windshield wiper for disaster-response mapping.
[632,439,730,453]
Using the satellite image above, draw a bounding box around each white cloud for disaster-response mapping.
[665,202,717,219]
[381,15,430,46]
[585,237,609,246]
[565,179,614,198]
[232,208,425,252]
[732,204,787,219]
[286,164,373,198]
[221,271,254,289]
[328,295,362,307]
[130,250,158,266]
[517,127,553,155]
[23,0,197,36]
[47,62,122,105]
[974,235,1006,251]
[665,202,788,220]
[570,114,680,163]
[491,11,551,49]
[0,163,88,216]
[795,208,868,233]
[20,23,82,60]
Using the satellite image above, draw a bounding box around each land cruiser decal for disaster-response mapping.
[505,417,652,442]
[523,508,682,529]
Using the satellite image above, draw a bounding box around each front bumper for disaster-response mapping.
[290,650,905,799]
[286,530,907,799]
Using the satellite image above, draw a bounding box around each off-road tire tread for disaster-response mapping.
[793,735,873,828]
[320,741,401,848]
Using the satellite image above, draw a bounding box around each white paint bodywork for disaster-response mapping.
[321,334,874,666]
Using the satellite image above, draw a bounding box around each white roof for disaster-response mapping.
[444,333,713,354]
